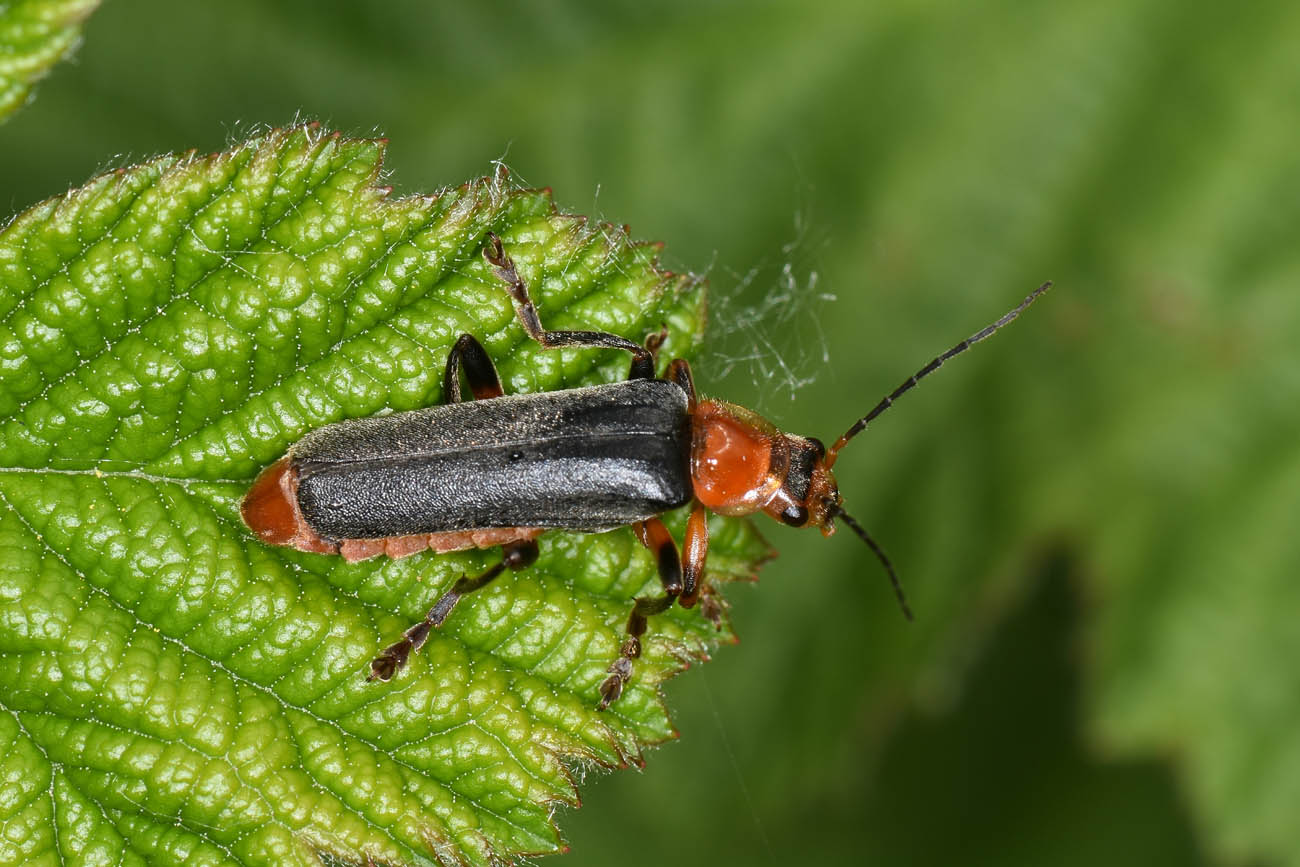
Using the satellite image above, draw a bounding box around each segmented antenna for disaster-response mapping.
[825,281,1052,467]
[831,505,913,620]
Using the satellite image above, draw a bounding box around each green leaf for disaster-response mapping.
[0,125,771,866]
[0,0,99,122]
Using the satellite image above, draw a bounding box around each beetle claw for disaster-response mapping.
[597,673,625,710]
[699,590,725,630]
[368,643,408,681]
[597,657,634,710]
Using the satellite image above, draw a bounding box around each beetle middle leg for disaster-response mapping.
[484,233,658,380]
[366,337,526,681]
[369,539,540,682]
[598,517,683,709]
[443,333,504,402]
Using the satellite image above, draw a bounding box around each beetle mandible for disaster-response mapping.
[241,233,1051,708]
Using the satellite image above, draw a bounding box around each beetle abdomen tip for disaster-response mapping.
[241,457,300,546]
[241,456,337,555]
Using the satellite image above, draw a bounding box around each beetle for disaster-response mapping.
[241,232,1050,708]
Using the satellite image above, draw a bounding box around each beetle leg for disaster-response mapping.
[643,325,669,367]
[665,363,717,622]
[698,582,727,630]
[368,539,539,682]
[443,333,505,402]
[598,594,677,710]
[632,517,684,597]
[665,358,697,409]
[678,502,710,610]
[484,233,658,380]
[598,517,683,709]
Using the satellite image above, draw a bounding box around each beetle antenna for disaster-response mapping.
[830,505,914,621]
[825,281,1052,468]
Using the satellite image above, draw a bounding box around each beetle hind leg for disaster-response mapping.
[368,539,539,682]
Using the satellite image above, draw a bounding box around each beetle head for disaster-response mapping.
[688,398,911,614]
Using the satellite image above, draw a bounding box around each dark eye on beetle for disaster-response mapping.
[807,437,826,460]
[779,503,809,526]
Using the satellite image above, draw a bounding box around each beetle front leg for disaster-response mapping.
[368,539,539,682]
[697,582,727,630]
[668,362,712,617]
[677,502,712,614]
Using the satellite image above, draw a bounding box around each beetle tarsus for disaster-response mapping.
[643,326,669,366]
[596,592,676,710]
[698,585,726,630]
[368,644,407,682]
[367,615,435,681]
[598,658,634,709]
[426,584,466,629]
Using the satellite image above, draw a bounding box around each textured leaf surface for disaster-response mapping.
[0,126,770,866]
[1,2,1297,864]
[0,0,98,122]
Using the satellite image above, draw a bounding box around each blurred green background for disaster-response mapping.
[5,1,1298,864]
